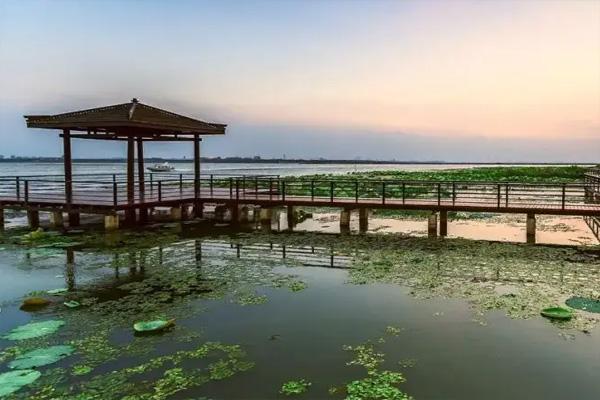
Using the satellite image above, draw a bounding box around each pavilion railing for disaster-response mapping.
[1,176,599,212]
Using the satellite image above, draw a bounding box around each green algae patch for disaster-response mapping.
[0,369,41,397]
[280,379,311,396]
[2,320,65,341]
[8,345,74,369]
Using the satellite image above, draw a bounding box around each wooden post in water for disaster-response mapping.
[286,205,295,230]
[526,213,536,244]
[340,209,351,234]
[439,210,448,237]
[27,210,39,230]
[51,211,64,229]
[259,207,272,232]
[428,212,438,238]
[358,208,369,233]
[125,136,136,225]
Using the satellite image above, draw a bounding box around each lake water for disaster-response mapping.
[0,226,599,399]
[0,161,572,177]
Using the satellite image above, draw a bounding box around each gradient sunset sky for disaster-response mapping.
[0,0,598,161]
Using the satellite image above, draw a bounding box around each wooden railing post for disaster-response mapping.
[437,183,441,206]
[113,181,118,207]
[269,178,273,200]
[24,180,29,203]
[158,181,162,202]
[229,178,233,198]
[179,173,183,192]
[330,181,334,203]
[355,181,359,203]
[311,180,315,201]
[452,182,456,205]
[561,184,566,210]
[236,178,240,200]
[16,177,20,200]
[497,184,501,208]
[402,182,406,205]
[505,184,509,207]
[282,180,286,201]
[210,174,214,195]
[382,181,386,205]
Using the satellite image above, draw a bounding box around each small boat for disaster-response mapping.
[147,162,175,172]
[540,307,573,321]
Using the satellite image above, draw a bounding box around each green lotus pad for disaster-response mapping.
[133,319,175,333]
[565,296,600,314]
[8,345,74,369]
[2,320,65,341]
[540,307,573,321]
[0,369,41,397]
[63,300,81,309]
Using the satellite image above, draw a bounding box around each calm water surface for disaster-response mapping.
[0,227,598,399]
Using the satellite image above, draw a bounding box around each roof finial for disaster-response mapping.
[131,98,139,103]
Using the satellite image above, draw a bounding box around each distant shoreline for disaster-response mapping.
[0,158,594,166]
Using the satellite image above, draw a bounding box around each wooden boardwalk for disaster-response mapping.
[1,174,599,217]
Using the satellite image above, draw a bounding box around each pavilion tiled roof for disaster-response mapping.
[24,98,226,136]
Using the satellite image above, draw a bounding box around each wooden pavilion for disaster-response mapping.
[24,98,226,225]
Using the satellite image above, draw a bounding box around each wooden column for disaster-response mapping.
[439,210,448,237]
[137,138,147,223]
[428,212,438,238]
[27,210,39,230]
[359,208,369,233]
[340,209,351,234]
[63,129,79,226]
[125,136,136,224]
[286,205,295,230]
[193,135,201,216]
[526,213,536,244]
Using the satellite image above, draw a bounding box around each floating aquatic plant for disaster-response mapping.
[0,369,41,397]
[2,320,65,341]
[280,379,311,396]
[8,345,74,369]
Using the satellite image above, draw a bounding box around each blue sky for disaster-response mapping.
[0,0,598,161]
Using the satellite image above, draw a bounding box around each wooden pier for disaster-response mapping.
[1,99,598,243]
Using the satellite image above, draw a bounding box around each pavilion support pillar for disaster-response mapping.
[526,213,536,244]
[193,135,201,202]
[439,210,448,237]
[239,206,250,224]
[51,211,64,229]
[428,212,438,238]
[27,210,39,230]
[104,214,120,231]
[359,208,369,233]
[62,129,78,227]
[125,136,136,225]
[340,209,351,234]
[259,208,272,232]
[286,205,295,230]
[137,138,148,224]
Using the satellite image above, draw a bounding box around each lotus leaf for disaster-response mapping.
[2,320,65,340]
[64,300,81,309]
[133,319,175,333]
[0,369,41,397]
[9,345,74,369]
[565,296,600,314]
[540,307,573,321]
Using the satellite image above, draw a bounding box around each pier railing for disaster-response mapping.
[1,175,598,213]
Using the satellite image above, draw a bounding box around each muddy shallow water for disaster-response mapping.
[0,225,599,399]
